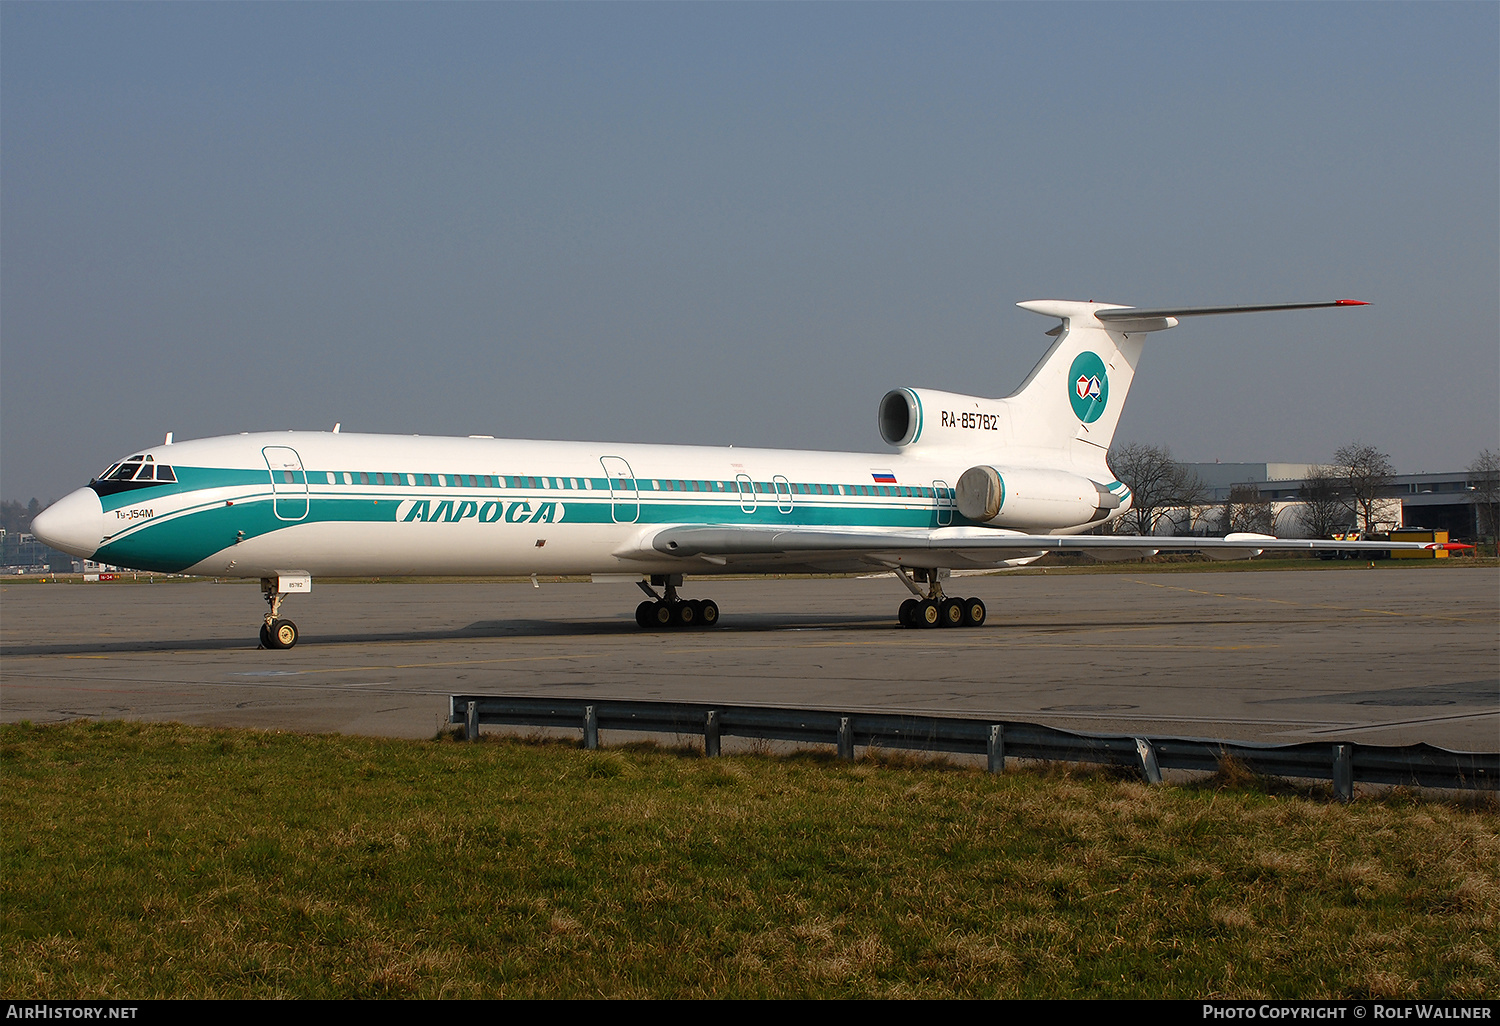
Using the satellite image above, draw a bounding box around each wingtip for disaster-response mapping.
[1334,299,1370,306]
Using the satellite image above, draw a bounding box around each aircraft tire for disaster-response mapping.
[651,601,673,628]
[963,597,987,628]
[270,618,298,649]
[635,601,655,628]
[676,601,698,627]
[916,599,940,628]
[939,598,964,627]
[699,599,720,627]
[259,622,272,649]
[898,598,918,627]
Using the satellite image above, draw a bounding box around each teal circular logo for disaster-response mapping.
[1068,352,1109,423]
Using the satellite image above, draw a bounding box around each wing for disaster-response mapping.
[621,524,1440,573]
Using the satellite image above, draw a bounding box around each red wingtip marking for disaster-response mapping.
[1334,299,1370,306]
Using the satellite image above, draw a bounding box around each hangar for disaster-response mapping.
[1181,463,1492,542]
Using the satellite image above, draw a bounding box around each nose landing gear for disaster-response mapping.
[259,576,304,649]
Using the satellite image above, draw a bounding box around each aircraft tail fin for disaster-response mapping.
[1004,299,1367,463]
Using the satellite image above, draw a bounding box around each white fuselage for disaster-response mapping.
[40,429,1128,580]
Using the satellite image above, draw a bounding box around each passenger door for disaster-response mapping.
[263,446,310,521]
[599,456,640,524]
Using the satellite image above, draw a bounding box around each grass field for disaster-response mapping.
[2,721,1495,998]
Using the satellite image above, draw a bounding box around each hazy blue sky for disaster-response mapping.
[4,2,1496,504]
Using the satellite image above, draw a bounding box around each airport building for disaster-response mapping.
[1181,463,1491,541]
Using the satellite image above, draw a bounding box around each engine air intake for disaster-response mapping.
[878,389,919,447]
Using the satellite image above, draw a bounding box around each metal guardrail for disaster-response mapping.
[448,695,1497,799]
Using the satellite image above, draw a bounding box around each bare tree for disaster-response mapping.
[1334,442,1395,533]
[1108,442,1206,536]
[1469,449,1500,542]
[1222,483,1274,534]
[1297,464,1352,539]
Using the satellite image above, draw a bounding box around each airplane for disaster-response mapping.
[32,298,1440,649]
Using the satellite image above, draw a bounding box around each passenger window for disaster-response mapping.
[407,474,417,486]
[360,472,370,485]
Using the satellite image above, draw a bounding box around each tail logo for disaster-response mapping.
[1067,352,1110,423]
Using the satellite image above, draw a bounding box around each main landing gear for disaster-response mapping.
[259,577,300,649]
[634,575,721,630]
[895,568,986,629]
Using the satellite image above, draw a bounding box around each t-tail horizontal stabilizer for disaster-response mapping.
[1018,298,1368,334]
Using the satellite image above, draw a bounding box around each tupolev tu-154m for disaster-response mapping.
[33,298,1444,648]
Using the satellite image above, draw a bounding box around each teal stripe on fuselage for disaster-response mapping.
[96,479,964,574]
[96,494,400,573]
[95,467,267,513]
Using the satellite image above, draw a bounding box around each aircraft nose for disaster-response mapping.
[31,487,104,559]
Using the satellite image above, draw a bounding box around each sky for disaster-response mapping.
[3,2,1496,505]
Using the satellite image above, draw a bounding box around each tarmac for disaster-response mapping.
[2,565,1496,751]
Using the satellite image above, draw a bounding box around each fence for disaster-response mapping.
[449,694,1496,799]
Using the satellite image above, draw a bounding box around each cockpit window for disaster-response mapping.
[98,457,176,484]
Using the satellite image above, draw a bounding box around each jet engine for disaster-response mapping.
[955,465,1121,532]
[878,388,1010,449]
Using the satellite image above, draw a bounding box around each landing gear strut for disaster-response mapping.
[260,578,300,649]
[895,568,986,629]
[634,575,721,630]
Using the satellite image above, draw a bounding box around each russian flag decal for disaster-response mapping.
[872,471,898,484]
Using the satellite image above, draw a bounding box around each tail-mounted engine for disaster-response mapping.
[878,388,1011,450]
[955,465,1123,532]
